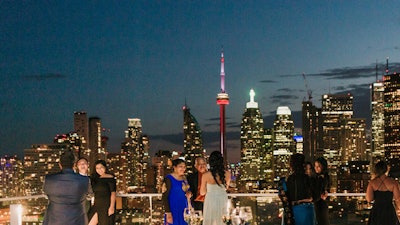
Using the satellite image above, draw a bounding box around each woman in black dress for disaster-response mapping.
[314,157,330,225]
[88,160,116,225]
[367,161,400,225]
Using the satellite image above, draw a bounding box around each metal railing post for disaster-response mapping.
[10,204,22,225]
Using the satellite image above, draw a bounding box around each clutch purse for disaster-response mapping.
[194,194,205,202]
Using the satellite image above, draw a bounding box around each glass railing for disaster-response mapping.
[0,193,372,225]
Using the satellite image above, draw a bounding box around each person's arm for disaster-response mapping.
[391,180,400,211]
[87,178,94,201]
[161,177,173,224]
[108,191,116,216]
[200,172,208,196]
[108,176,117,216]
[225,170,231,189]
[366,181,374,203]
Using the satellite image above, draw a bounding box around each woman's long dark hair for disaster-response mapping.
[209,151,226,187]
[375,161,388,177]
[290,153,305,175]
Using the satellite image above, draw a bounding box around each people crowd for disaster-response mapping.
[43,150,400,225]
[43,153,116,225]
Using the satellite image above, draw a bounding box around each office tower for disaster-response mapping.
[121,118,149,193]
[23,144,68,195]
[302,101,323,161]
[383,72,400,160]
[216,50,230,162]
[341,118,367,162]
[370,81,385,161]
[74,111,89,157]
[337,161,370,193]
[0,155,24,198]
[183,104,204,174]
[263,128,274,184]
[53,132,85,158]
[321,93,353,191]
[153,150,173,193]
[89,117,105,165]
[240,89,265,189]
[294,131,303,154]
[107,152,127,193]
[321,93,353,162]
[272,106,295,180]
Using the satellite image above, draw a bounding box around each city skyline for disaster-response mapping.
[2,1,400,162]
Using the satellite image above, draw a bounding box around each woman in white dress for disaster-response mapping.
[200,151,231,225]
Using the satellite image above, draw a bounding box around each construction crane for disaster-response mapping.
[302,73,312,102]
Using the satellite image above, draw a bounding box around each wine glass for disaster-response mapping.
[193,210,203,225]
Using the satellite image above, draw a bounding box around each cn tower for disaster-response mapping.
[216,49,229,161]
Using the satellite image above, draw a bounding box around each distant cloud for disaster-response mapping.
[276,62,400,81]
[227,122,240,128]
[277,88,293,92]
[23,73,67,81]
[308,62,400,80]
[270,94,299,104]
[259,79,277,83]
[204,123,218,127]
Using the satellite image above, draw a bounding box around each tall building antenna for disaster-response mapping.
[376,59,378,82]
[386,57,389,74]
[220,47,225,93]
[216,48,229,162]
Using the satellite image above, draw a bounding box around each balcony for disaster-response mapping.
[0,192,371,224]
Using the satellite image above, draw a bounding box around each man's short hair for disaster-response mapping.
[59,150,76,168]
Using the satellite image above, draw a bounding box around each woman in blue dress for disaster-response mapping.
[162,158,191,225]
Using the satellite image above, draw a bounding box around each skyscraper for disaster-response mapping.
[183,104,204,174]
[24,144,68,195]
[370,81,385,161]
[341,118,367,162]
[121,118,149,192]
[240,89,265,189]
[272,106,295,180]
[302,101,323,161]
[216,50,229,162]
[383,72,400,160]
[321,93,353,191]
[321,93,353,163]
[89,117,105,165]
[74,111,89,158]
[53,132,85,158]
[0,155,24,198]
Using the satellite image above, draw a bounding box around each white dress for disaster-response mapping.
[203,183,228,225]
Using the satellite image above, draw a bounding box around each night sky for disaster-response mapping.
[1,1,400,163]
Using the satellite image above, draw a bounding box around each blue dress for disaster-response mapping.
[165,174,189,225]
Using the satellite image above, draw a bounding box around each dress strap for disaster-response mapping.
[376,176,389,191]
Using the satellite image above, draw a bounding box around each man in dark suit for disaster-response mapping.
[43,150,90,225]
[187,157,208,211]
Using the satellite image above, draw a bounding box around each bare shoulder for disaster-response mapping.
[204,171,213,178]
[225,170,231,176]
[103,173,114,178]
[389,178,399,188]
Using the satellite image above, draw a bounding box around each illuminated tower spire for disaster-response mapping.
[220,50,225,92]
[216,49,229,161]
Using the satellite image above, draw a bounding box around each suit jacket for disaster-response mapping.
[187,171,204,211]
[43,168,90,225]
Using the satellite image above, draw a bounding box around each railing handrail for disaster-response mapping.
[0,192,367,202]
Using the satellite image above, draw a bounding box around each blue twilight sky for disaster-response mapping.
[1,1,400,163]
